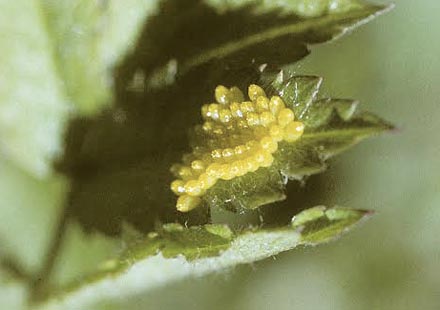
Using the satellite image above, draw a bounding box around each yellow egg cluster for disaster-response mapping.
[170,84,305,212]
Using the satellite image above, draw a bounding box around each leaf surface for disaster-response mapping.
[0,0,159,176]
[39,206,371,310]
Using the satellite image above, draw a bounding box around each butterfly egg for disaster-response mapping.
[198,173,217,189]
[215,164,229,180]
[178,166,193,180]
[240,101,255,113]
[215,85,230,104]
[253,150,273,167]
[184,180,205,196]
[170,180,186,194]
[229,86,245,102]
[284,121,305,142]
[260,111,276,127]
[236,119,248,129]
[176,195,202,212]
[235,160,248,176]
[248,84,266,101]
[219,109,232,123]
[260,152,274,167]
[256,96,269,112]
[253,151,266,164]
[208,103,220,120]
[210,149,222,159]
[260,136,278,153]
[191,160,205,171]
[206,163,222,178]
[225,163,238,180]
[245,140,259,151]
[229,102,243,118]
[202,121,214,132]
[269,96,285,116]
[277,108,295,127]
[245,157,260,172]
[229,161,241,176]
[201,104,210,119]
[234,145,247,155]
[269,124,284,142]
[222,148,234,158]
[246,112,260,126]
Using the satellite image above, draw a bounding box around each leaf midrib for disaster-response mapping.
[180,5,386,74]
[302,125,388,141]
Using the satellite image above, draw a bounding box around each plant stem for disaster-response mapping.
[30,199,70,301]
[0,254,31,282]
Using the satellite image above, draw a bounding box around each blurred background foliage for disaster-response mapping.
[1,0,439,309]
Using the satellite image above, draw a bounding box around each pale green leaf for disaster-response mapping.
[0,0,159,177]
[41,0,160,115]
[203,166,287,211]
[0,269,27,310]
[0,157,67,273]
[38,206,370,310]
[49,223,119,287]
[0,0,161,297]
[291,205,372,244]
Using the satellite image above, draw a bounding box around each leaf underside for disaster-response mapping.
[41,206,371,309]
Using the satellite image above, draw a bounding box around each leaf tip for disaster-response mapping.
[292,206,374,245]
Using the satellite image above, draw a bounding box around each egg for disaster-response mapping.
[170,84,304,212]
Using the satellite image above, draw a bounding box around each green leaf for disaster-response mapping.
[60,0,392,234]
[207,0,370,16]
[0,0,161,296]
[120,0,392,90]
[276,111,393,179]
[41,0,160,115]
[274,74,394,179]
[291,205,373,244]
[124,223,234,261]
[201,73,393,211]
[203,166,287,211]
[0,157,67,274]
[0,0,159,177]
[49,223,119,287]
[38,206,370,309]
